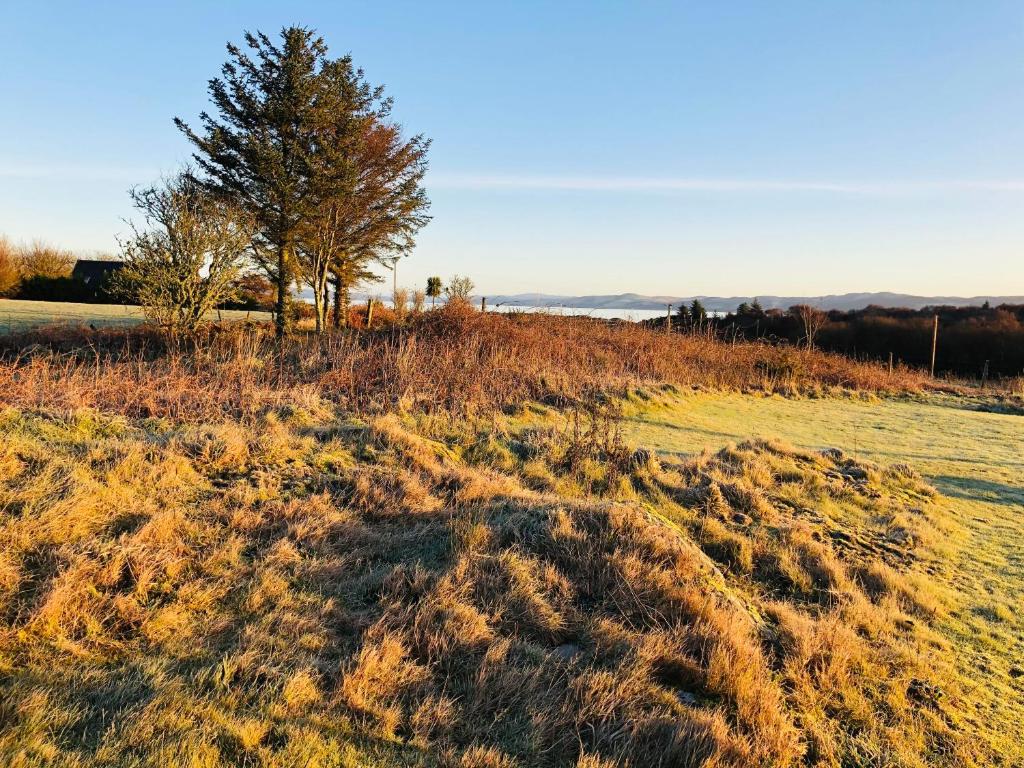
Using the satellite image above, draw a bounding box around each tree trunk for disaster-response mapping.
[275,243,291,340]
[312,281,323,335]
[322,280,330,332]
[332,274,343,328]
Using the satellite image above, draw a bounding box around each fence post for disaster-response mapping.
[481,296,487,313]
[929,314,939,378]
[888,351,893,376]
[366,298,374,328]
[666,304,672,333]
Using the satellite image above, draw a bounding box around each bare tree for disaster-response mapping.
[117,175,254,333]
[411,289,425,314]
[18,241,74,279]
[792,304,827,350]
[444,274,474,304]
[296,202,346,332]
[392,287,409,322]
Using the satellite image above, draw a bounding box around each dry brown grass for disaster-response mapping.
[0,312,982,766]
[0,398,986,767]
[0,306,929,422]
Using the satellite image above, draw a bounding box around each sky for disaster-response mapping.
[1,1,1022,297]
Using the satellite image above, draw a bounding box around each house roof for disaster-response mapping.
[72,259,124,284]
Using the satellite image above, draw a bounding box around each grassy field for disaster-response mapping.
[619,390,1024,762]
[0,299,270,333]
[1,399,996,767]
[0,316,1020,766]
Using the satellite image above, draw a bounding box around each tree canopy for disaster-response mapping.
[176,26,430,337]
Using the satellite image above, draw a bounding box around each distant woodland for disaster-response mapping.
[656,302,1024,379]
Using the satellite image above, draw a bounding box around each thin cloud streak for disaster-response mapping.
[6,165,1024,196]
[429,174,1024,195]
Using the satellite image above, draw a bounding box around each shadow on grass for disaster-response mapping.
[931,474,1024,506]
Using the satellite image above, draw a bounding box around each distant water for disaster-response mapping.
[488,305,727,320]
[298,291,714,321]
[488,304,669,321]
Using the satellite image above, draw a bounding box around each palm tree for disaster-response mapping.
[426,276,442,309]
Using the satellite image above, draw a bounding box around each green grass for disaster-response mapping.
[618,389,1024,762]
[0,299,270,333]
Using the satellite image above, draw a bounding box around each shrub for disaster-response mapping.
[17,240,75,279]
[14,275,93,302]
[0,236,21,296]
[224,273,276,311]
[116,174,254,333]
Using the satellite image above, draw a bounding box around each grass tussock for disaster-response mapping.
[0,401,986,767]
[0,307,929,422]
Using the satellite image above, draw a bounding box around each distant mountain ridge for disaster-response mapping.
[480,292,1024,312]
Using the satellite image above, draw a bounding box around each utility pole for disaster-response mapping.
[383,256,400,302]
[929,313,939,378]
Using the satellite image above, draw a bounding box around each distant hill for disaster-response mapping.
[480,292,1024,312]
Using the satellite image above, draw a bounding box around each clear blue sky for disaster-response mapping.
[1,1,1022,297]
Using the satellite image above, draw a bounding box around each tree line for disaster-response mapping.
[0,239,102,302]
[663,300,1024,378]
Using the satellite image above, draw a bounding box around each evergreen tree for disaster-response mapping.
[176,27,348,338]
[690,299,708,323]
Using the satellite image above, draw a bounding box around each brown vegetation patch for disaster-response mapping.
[0,406,984,767]
[0,308,929,422]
